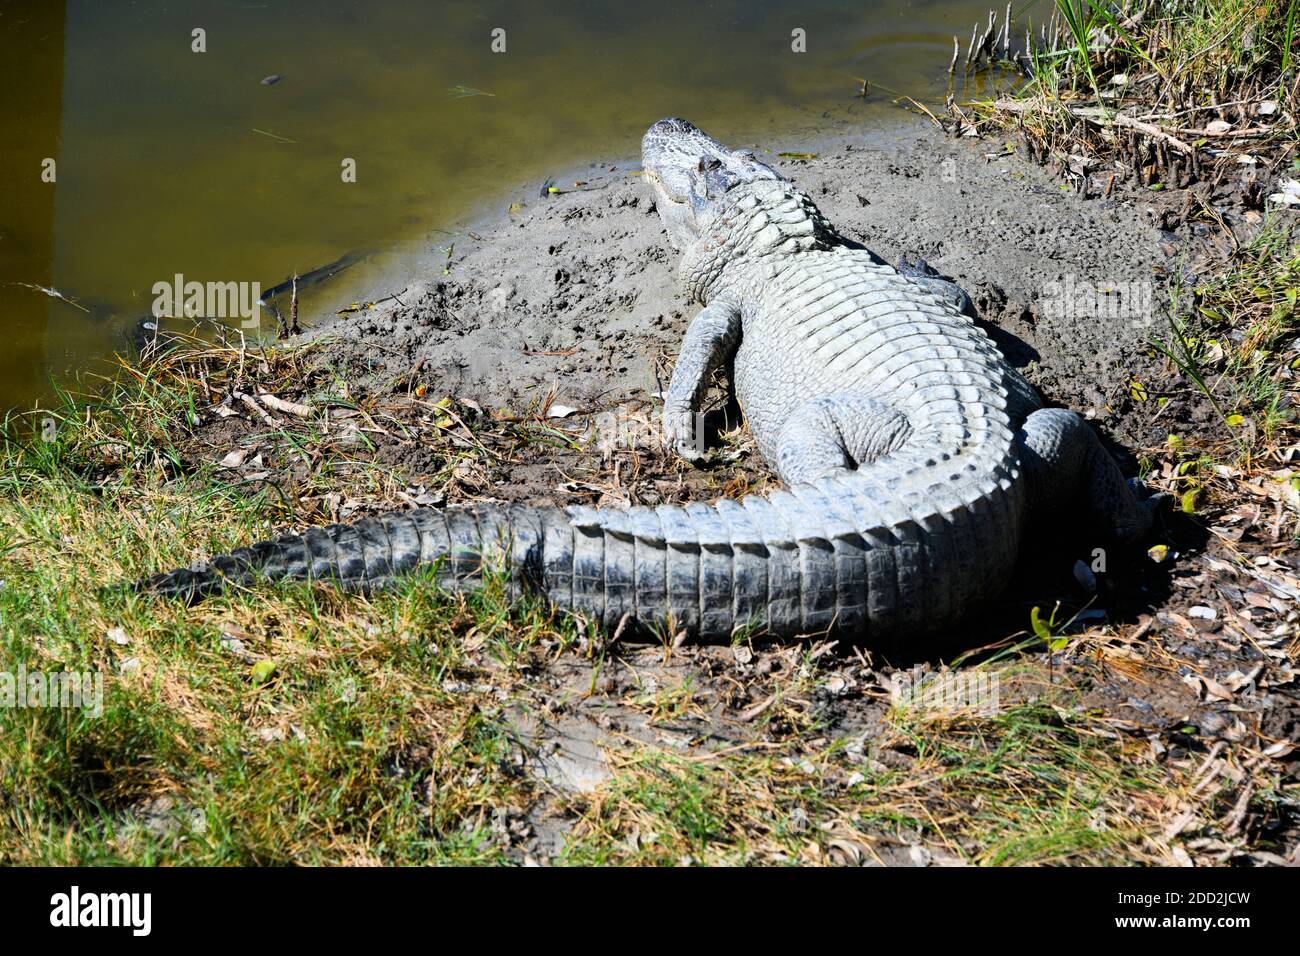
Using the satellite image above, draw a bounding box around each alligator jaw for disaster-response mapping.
[641,117,779,251]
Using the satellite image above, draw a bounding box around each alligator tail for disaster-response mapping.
[139,505,545,605]
[139,453,1021,639]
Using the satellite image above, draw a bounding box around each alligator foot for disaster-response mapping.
[1126,476,1175,536]
[897,255,975,317]
[774,394,913,484]
[1019,407,1164,544]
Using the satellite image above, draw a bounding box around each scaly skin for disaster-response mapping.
[140,119,1162,639]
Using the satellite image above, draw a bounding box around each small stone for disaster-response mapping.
[222,634,245,653]
[1073,559,1098,593]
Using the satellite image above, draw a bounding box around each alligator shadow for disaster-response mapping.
[977,319,1040,370]
[863,506,1209,670]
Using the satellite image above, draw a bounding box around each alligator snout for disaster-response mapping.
[645,116,699,137]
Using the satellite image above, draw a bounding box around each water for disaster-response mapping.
[0,0,1027,411]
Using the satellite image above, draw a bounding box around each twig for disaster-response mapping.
[233,390,281,427]
[289,274,301,336]
[251,128,297,143]
[8,281,91,313]
[979,9,998,60]
[900,96,944,129]
[257,392,314,418]
[993,98,1195,154]
[973,12,995,71]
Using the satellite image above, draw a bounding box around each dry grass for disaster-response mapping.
[2,338,1293,865]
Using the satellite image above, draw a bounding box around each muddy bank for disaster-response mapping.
[304,118,1170,428]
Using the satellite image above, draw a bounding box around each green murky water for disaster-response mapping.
[0,0,1027,410]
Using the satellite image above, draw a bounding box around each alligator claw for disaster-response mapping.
[662,405,706,462]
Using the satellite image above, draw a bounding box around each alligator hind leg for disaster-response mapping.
[1018,407,1165,543]
[775,395,912,484]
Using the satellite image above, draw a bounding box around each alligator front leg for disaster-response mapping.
[662,299,741,461]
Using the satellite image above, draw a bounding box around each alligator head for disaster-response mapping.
[641,117,781,251]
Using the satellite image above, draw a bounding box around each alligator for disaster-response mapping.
[140,118,1164,639]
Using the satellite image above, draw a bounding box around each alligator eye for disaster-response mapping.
[697,157,722,172]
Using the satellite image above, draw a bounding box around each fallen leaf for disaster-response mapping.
[250,660,277,684]
[1267,178,1300,206]
[1221,665,1262,692]
[1182,673,1234,702]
